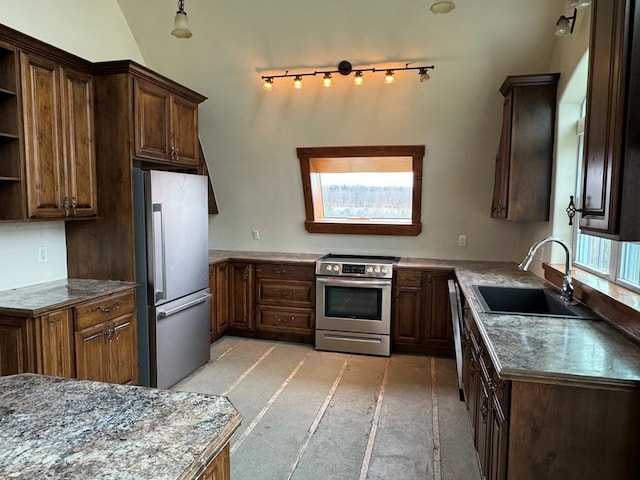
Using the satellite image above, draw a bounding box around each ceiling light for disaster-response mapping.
[419,67,431,82]
[430,0,455,14]
[322,73,332,88]
[171,0,192,38]
[262,77,274,92]
[384,70,395,84]
[293,75,304,89]
[555,9,577,36]
[353,71,364,86]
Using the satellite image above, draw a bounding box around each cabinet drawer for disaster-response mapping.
[257,279,314,307]
[395,270,423,287]
[255,263,315,281]
[74,291,135,331]
[256,306,314,334]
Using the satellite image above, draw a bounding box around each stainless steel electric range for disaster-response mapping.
[315,254,398,356]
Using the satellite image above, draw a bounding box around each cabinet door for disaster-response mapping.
[580,0,626,235]
[61,67,97,217]
[20,51,65,218]
[393,287,422,345]
[75,322,108,382]
[216,263,229,333]
[0,317,33,375]
[209,263,229,341]
[476,374,491,477]
[198,444,230,480]
[107,314,137,385]
[423,271,454,354]
[491,94,511,219]
[171,94,199,167]
[36,310,73,378]
[489,397,508,480]
[228,263,254,330]
[134,78,171,162]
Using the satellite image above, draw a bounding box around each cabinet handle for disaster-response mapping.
[274,266,294,275]
[96,301,122,314]
[62,197,71,217]
[566,195,583,226]
[274,289,296,298]
[275,315,295,324]
[480,398,489,422]
[71,197,77,216]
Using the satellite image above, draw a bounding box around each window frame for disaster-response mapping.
[297,145,424,236]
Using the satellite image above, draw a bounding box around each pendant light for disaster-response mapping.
[430,0,455,14]
[171,0,193,38]
[565,0,591,8]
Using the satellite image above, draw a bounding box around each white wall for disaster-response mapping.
[1,1,584,290]
[118,0,562,261]
[519,7,591,277]
[0,0,144,290]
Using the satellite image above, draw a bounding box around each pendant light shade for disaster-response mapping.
[565,0,591,8]
[430,0,455,14]
[171,0,192,38]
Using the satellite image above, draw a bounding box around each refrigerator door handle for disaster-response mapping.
[152,203,167,303]
[157,293,212,318]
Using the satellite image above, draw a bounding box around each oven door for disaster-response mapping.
[316,276,391,335]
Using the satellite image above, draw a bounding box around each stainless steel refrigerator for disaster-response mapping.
[133,168,211,389]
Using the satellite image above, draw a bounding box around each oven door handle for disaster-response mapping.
[316,277,392,288]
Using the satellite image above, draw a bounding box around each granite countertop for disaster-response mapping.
[0,279,137,317]
[208,249,325,265]
[455,263,640,389]
[0,374,242,479]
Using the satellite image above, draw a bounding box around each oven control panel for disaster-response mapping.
[316,262,393,278]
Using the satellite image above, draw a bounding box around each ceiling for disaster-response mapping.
[115,0,566,99]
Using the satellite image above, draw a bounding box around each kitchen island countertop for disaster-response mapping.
[0,374,241,479]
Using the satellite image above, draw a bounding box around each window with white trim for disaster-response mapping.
[573,99,640,291]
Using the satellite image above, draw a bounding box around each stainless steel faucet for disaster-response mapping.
[518,236,574,303]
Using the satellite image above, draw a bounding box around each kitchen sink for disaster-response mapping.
[471,285,599,319]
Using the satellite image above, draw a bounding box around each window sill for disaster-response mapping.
[543,263,640,343]
[304,221,422,236]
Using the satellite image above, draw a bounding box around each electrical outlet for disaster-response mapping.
[458,235,467,248]
[252,229,260,240]
[38,246,48,263]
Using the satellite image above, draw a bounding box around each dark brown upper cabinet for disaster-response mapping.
[491,73,559,222]
[580,0,640,240]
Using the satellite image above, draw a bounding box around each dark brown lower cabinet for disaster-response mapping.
[0,288,137,385]
[209,262,229,342]
[219,261,316,343]
[197,443,230,480]
[462,299,639,480]
[392,268,454,355]
[228,262,255,332]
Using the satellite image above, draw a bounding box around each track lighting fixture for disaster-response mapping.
[171,0,192,38]
[260,60,435,91]
[555,8,577,36]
